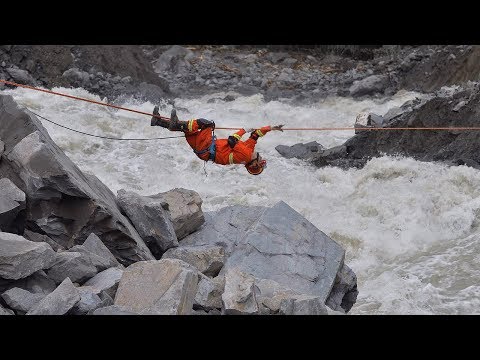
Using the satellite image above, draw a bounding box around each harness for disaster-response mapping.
[193,128,217,161]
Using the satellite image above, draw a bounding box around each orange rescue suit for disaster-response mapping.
[184,119,271,164]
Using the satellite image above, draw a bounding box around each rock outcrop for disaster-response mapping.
[0,95,154,265]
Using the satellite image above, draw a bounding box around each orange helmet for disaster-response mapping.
[246,153,267,175]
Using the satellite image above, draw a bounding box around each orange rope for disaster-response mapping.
[2,79,480,132]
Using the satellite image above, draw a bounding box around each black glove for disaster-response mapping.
[227,135,238,148]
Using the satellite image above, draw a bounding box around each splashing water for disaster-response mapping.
[4,86,480,314]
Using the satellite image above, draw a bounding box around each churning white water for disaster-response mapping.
[4,86,480,314]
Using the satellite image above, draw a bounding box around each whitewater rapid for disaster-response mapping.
[4,87,480,314]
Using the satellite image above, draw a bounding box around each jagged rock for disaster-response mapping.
[275,141,324,160]
[155,188,205,240]
[0,95,154,265]
[194,274,224,311]
[311,86,480,170]
[222,267,258,315]
[154,45,195,73]
[23,229,65,252]
[162,245,225,277]
[116,189,178,258]
[5,67,36,85]
[1,270,56,295]
[70,287,112,315]
[278,295,328,315]
[0,178,26,234]
[326,263,358,313]
[81,233,122,269]
[1,287,45,313]
[0,303,14,315]
[27,277,80,315]
[92,305,136,315]
[225,201,346,304]
[0,140,4,159]
[181,205,265,254]
[181,201,356,313]
[114,259,199,315]
[82,267,124,299]
[349,75,389,97]
[0,232,56,280]
[45,251,103,285]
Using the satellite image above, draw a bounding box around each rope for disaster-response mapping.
[29,111,184,141]
[3,79,480,132]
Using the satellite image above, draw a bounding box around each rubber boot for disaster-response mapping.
[151,106,170,128]
[168,108,188,131]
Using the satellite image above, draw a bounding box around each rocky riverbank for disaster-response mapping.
[0,94,357,315]
[2,45,480,105]
[276,81,480,170]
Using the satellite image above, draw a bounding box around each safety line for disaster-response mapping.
[29,111,185,141]
[3,79,480,132]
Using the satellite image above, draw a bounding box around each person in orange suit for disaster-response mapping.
[151,107,284,175]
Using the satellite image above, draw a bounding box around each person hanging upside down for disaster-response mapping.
[151,107,284,175]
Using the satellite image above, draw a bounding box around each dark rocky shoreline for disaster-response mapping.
[2,45,479,105]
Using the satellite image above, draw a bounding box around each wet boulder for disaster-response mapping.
[116,189,178,258]
[275,141,324,160]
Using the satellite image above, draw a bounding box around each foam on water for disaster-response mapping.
[4,86,480,314]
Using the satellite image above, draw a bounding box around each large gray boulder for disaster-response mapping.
[181,201,358,313]
[114,259,199,315]
[0,178,26,234]
[45,251,102,285]
[181,205,265,253]
[349,75,389,97]
[154,188,205,240]
[227,202,344,301]
[5,67,36,85]
[1,287,45,314]
[0,232,56,280]
[162,245,225,277]
[0,95,154,265]
[154,45,195,73]
[83,267,124,299]
[27,277,80,315]
[275,141,324,160]
[116,189,178,258]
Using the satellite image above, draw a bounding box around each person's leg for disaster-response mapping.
[151,107,189,131]
[168,108,188,131]
[151,106,170,128]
